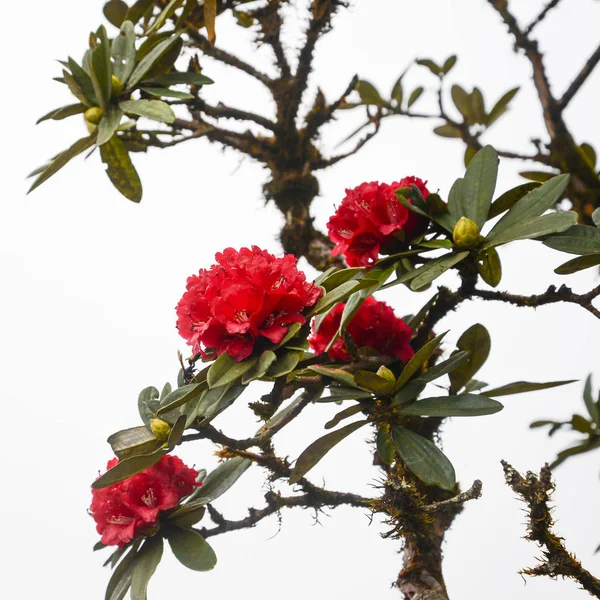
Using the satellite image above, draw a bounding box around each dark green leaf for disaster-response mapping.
[318,386,373,402]
[111,20,136,83]
[186,457,251,505]
[289,420,368,484]
[483,211,578,249]
[390,426,456,490]
[105,542,141,600]
[551,439,600,468]
[488,182,540,219]
[416,59,442,76]
[143,72,214,86]
[92,448,169,489]
[108,426,160,459]
[554,253,600,275]
[484,380,577,397]
[433,123,462,138]
[571,414,594,434]
[130,537,163,600]
[391,75,403,106]
[241,349,277,384]
[464,146,477,167]
[405,294,439,332]
[310,279,367,316]
[127,34,182,89]
[407,87,424,108]
[488,174,570,238]
[447,177,464,223]
[125,0,154,24]
[463,379,488,393]
[377,427,395,465]
[395,332,447,391]
[391,379,427,407]
[580,143,597,169]
[146,0,184,35]
[449,324,491,393]
[267,350,300,378]
[420,351,471,383]
[197,384,245,421]
[583,375,600,426]
[308,366,360,388]
[207,353,254,388]
[119,99,175,123]
[398,394,503,417]
[157,383,205,415]
[354,371,394,395]
[167,415,186,448]
[104,0,129,28]
[451,85,472,122]
[90,26,113,111]
[356,80,383,105]
[319,267,363,292]
[324,404,364,429]
[36,103,86,124]
[166,527,217,571]
[139,86,194,100]
[470,87,486,124]
[476,247,502,287]
[462,145,498,228]
[487,87,519,126]
[544,224,600,255]
[28,134,97,194]
[97,106,124,145]
[67,57,97,104]
[442,55,457,74]
[63,69,93,106]
[167,504,206,528]
[99,134,143,202]
[520,171,556,183]
[410,251,469,290]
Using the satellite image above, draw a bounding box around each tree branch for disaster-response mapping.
[502,461,600,598]
[559,43,600,110]
[523,0,563,36]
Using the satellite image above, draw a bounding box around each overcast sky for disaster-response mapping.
[2,1,600,599]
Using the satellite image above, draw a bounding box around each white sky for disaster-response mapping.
[2,1,600,598]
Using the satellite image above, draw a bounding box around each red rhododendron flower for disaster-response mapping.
[309,296,414,362]
[327,177,430,267]
[90,455,199,547]
[176,246,322,362]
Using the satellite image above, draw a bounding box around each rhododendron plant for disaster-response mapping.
[91,455,200,547]
[175,246,321,361]
[309,296,414,362]
[327,177,430,267]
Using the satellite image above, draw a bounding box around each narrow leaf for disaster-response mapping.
[99,135,143,202]
[484,380,577,397]
[130,537,163,600]
[398,394,503,417]
[461,145,498,228]
[410,251,469,290]
[395,332,447,391]
[187,457,251,505]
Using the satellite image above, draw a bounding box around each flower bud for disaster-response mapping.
[84,106,104,125]
[150,418,171,441]
[111,74,123,98]
[453,217,482,249]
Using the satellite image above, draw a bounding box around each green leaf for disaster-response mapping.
[407,87,424,108]
[319,386,373,402]
[470,87,486,124]
[395,332,447,391]
[571,414,594,434]
[36,103,86,124]
[441,55,457,74]
[107,426,160,459]
[90,26,113,112]
[390,426,456,490]
[580,143,597,169]
[451,85,472,122]
[126,34,182,90]
[289,420,368,484]
[464,146,477,167]
[483,211,578,249]
[410,251,469,290]
[324,404,364,429]
[447,177,464,223]
[391,75,403,106]
[92,448,169,489]
[111,20,137,83]
[265,386,324,428]
[583,375,600,426]
[520,171,556,183]
[419,350,471,383]
[308,366,360,389]
[28,134,97,194]
[319,267,364,292]
[97,106,124,145]
[241,350,277,384]
[543,224,600,255]
[554,253,600,275]
[356,80,383,105]
[476,247,502,287]
[551,439,600,469]
[143,72,214,86]
[449,324,491,393]
[488,182,540,220]
[186,457,251,505]
[433,123,462,138]
[99,134,143,202]
[167,504,206,528]
[354,371,394,395]
[484,380,577,397]
[391,379,427,407]
[119,99,175,123]
[464,379,488,393]
[461,145,498,228]
[138,386,160,429]
[166,527,217,571]
[139,86,194,100]
[196,384,245,421]
[207,353,255,388]
[398,394,503,417]
[416,59,442,76]
[310,279,369,316]
[157,383,205,415]
[167,414,186,448]
[267,350,300,378]
[103,0,129,28]
[487,174,570,238]
[66,59,97,105]
[105,542,141,600]
[130,537,163,600]
[487,87,519,126]
[377,427,395,465]
[146,0,184,35]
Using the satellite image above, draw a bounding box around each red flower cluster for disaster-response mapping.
[176,246,321,362]
[309,296,414,362]
[327,177,430,267]
[90,455,199,547]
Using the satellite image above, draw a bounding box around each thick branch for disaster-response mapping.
[502,461,600,597]
[472,283,600,320]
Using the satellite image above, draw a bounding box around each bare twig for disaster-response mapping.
[524,0,563,36]
[559,43,600,110]
[502,461,600,598]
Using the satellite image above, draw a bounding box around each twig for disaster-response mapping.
[421,480,482,512]
[559,44,600,110]
[524,0,563,36]
[502,461,600,598]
